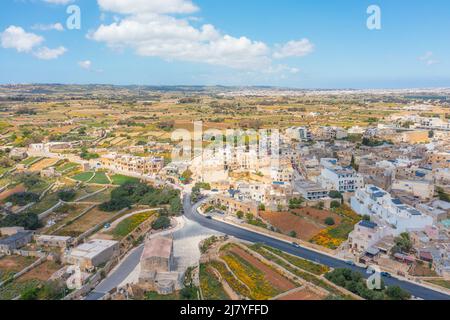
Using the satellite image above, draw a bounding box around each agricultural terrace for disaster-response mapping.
[218,244,297,300]
[0,261,63,300]
[71,171,111,185]
[108,210,157,240]
[259,206,347,248]
[310,206,361,249]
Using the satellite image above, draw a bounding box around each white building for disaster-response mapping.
[318,158,364,193]
[64,239,119,271]
[348,220,390,253]
[286,127,312,141]
[293,180,329,201]
[351,185,433,235]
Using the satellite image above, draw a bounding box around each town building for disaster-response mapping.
[64,239,119,271]
[0,231,33,254]
[138,237,181,295]
[101,153,164,176]
[351,185,434,235]
[348,220,390,254]
[293,180,329,201]
[210,193,259,217]
[35,235,73,248]
[318,158,364,193]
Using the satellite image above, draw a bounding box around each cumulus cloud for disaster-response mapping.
[34,46,67,60]
[78,60,92,70]
[273,39,315,59]
[90,0,314,73]
[1,26,44,52]
[97,0,198,15]
[32,23,65,32]
[1,25,67,60]
[419,51,439,66]
[42,0,74,5]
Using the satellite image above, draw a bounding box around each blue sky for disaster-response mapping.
[0,0,449,88]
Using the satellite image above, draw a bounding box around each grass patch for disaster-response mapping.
[222,251,280,300]
[20,157,40,166]
[426,279,450,290]
[111,174,140,186]
[252,244,329,275]
[199,263,230,300]
[56,162,80,173]
[71,171,94,182]
[89,172,110,185]
[209,260,251,298]
[111,211,155,239]
[248,245,349,299]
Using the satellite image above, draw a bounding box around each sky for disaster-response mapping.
[0,0,449,88]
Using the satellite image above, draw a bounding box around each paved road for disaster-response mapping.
[183,195,450,300]
[85,244,145,300]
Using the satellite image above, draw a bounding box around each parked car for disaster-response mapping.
[292,242,301,248]
[206,215,213,220]
[381,272,392,278]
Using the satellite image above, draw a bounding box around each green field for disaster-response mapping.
[71,172,95,182]
[56,162,80,173]
[89,172,110,185]
[111,210,155,239]
[111,174,140,186]
[20,157,41,166]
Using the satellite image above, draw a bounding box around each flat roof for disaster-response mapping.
[70,239,118,259]
[142,237,172,260]
[0,231,33,246]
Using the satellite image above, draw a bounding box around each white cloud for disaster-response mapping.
[32,23,65,32]
[97,0,198,15]
[419,51,439,66]
[34,46,67,60]
[273,39,315,59]
[1,26,44,53]
[78,60,92,70]
[43,0,74,5]
[89,1,314,73]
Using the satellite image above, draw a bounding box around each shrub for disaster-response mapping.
[152,216,171,230]
[330,201,341,209]
[0,212,40,230]
[6,192,39,206]
[57,189,76,202]
[325,217,336,226]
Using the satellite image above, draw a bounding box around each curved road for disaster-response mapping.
[183,195,450,300]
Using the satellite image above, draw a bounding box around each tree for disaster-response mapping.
[329,190,343,200]
[169,197,182,216]
[436,187,450,202]
[385,286,411,300]
[289,198,304,210]
[258,204,266,211]
[362,215,371,222]
[99,198,132,212]
[6,192,39,206]
[181,169,193,184]
[314,202,325,210]
[350,154,359,171]
[236,211,244,219]
[57,189,76,202]
[325,217,336,226]
[330,201,341,209]
[392,232,413,254]
[289,231,297,238]
[152,216,171,230]
[0,212,40,230]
